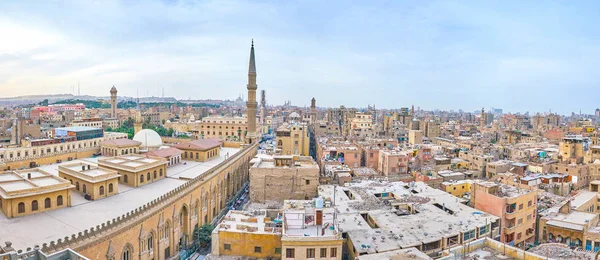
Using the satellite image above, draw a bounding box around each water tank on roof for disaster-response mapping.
[315,197,324,208]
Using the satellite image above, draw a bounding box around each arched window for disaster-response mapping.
[278,140,283,146]
[18,202,25,213]
[121,245,132,260]
[57,195,64,206]
[83,184,87,194]
[76,182,80,191]
[124,175,128,183]
[160,169,163,176]
[147,173,150,181]
[196,153,199,160]
[140,174,144,183]
[147,234,154,250]
[154,170,157,179]
[32,200,38,211]
[100,186,105,195]
[109,183,114,193]
[44,198,51,208]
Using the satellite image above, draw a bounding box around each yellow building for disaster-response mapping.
[211,210,283,258]
[0,168,73,218]
[58,161,120,200]
[276,123,310,156]
[194,116,250,142]
[175,139,221,162]
[100,138,142,156]
[98,154,167,187]
[440,180,475,198]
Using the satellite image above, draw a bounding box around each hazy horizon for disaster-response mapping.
[1,1,599,114]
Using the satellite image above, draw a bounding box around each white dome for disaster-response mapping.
[133,129,163,148]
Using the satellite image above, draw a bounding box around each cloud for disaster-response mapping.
[0,0,599,114]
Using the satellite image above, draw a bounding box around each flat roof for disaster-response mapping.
[213,210,280,235]
[98,154,167,172]
[1,147,241,251]
[58,161,120,183]
[0,169,73,199]
[319,181,498,255]
[571,191,598,209]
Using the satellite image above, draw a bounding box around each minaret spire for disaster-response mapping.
[249,40,256,74]
[246,40,258,144]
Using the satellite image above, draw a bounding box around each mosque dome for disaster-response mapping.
[289,112,300,118]
[133,129,163,150]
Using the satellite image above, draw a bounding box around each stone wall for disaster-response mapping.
[34,143,258,260]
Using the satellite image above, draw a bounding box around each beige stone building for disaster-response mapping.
[100,138,142,156]
[98,154,167,187]
[175,139,221,162]
[250,155,319,203]
[276,123,310,156]
[377,150,409,176]
[193,116,250,141]
[58,161,120,200]
[0,168,73,218]
[146,147,183,167]
[408,130,423,145]
[0,132,128,171]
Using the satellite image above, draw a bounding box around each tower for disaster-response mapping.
[245,40,258,144]
[310,97,316,125]
[480,107,485,130]
[260,90,266,134]
[110,85,118,118]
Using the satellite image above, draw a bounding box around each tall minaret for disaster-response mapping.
[260,90,266,134]
[480,107,485,130]
[310,97,316,125]
[246,40,258,144]
[110,85,118,118]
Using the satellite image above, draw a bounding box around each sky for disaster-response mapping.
[0,0,599,115]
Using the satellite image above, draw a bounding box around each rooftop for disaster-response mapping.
[98,154,167,172]
[318,181,499,255]
[58,161,119,183]
[0,169,73,199]
[213,210,282,235]
[0,147,240,251]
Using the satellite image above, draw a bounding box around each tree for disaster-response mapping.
[193,224,213,248]
[38,99,49,106]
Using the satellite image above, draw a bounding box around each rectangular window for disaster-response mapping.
[518,218,523,225]
[306,248,315,258]
[518,204,523,210]
[306,180,310,185]
[224,244,231,251]
[254,246,261,253]
[331,248,337,257]
[320,248,327,258]
[479,225,488,235]
[286,248,295,258]
[463,230,476,241]
[528,200,532,207]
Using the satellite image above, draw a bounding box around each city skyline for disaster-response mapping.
[1,0,600,114]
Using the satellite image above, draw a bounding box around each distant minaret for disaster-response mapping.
[245,40,258,144]
[110,85,118,118]
[310,97,316,125]
[480,107,485,130]
[260,90,266,133]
